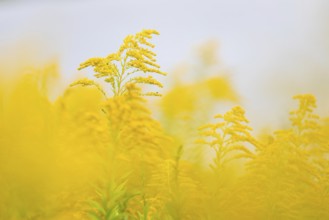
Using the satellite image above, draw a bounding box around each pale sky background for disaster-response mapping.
[0,0,329,129]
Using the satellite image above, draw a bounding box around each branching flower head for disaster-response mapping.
[290,94,319,133]
[75,29,166,97]
[197,106,256,172]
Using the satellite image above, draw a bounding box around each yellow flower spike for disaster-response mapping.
[290,94,319,134]
[74,29,166,97]
[70,78,106,97]
[198,105,257,173]
[143,92,162,97]
[134,75,163,88]
[106,52,121,61]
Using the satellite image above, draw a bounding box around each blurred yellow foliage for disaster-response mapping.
[0,30,328,220]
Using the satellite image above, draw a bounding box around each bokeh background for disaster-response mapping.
[1,0,329,129]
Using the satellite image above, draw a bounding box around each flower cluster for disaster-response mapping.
[75,29,166,97]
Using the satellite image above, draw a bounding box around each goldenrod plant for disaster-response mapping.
[0,29,328,220]
[72,29,166,97]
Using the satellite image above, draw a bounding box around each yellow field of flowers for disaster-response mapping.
[0,30,328,220]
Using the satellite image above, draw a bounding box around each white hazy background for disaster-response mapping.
[1,0,329,129]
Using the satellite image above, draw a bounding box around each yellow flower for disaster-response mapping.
[75,29,166,97]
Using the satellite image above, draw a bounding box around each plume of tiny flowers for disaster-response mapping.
[197,106,256,172]
[75,29,166,97]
